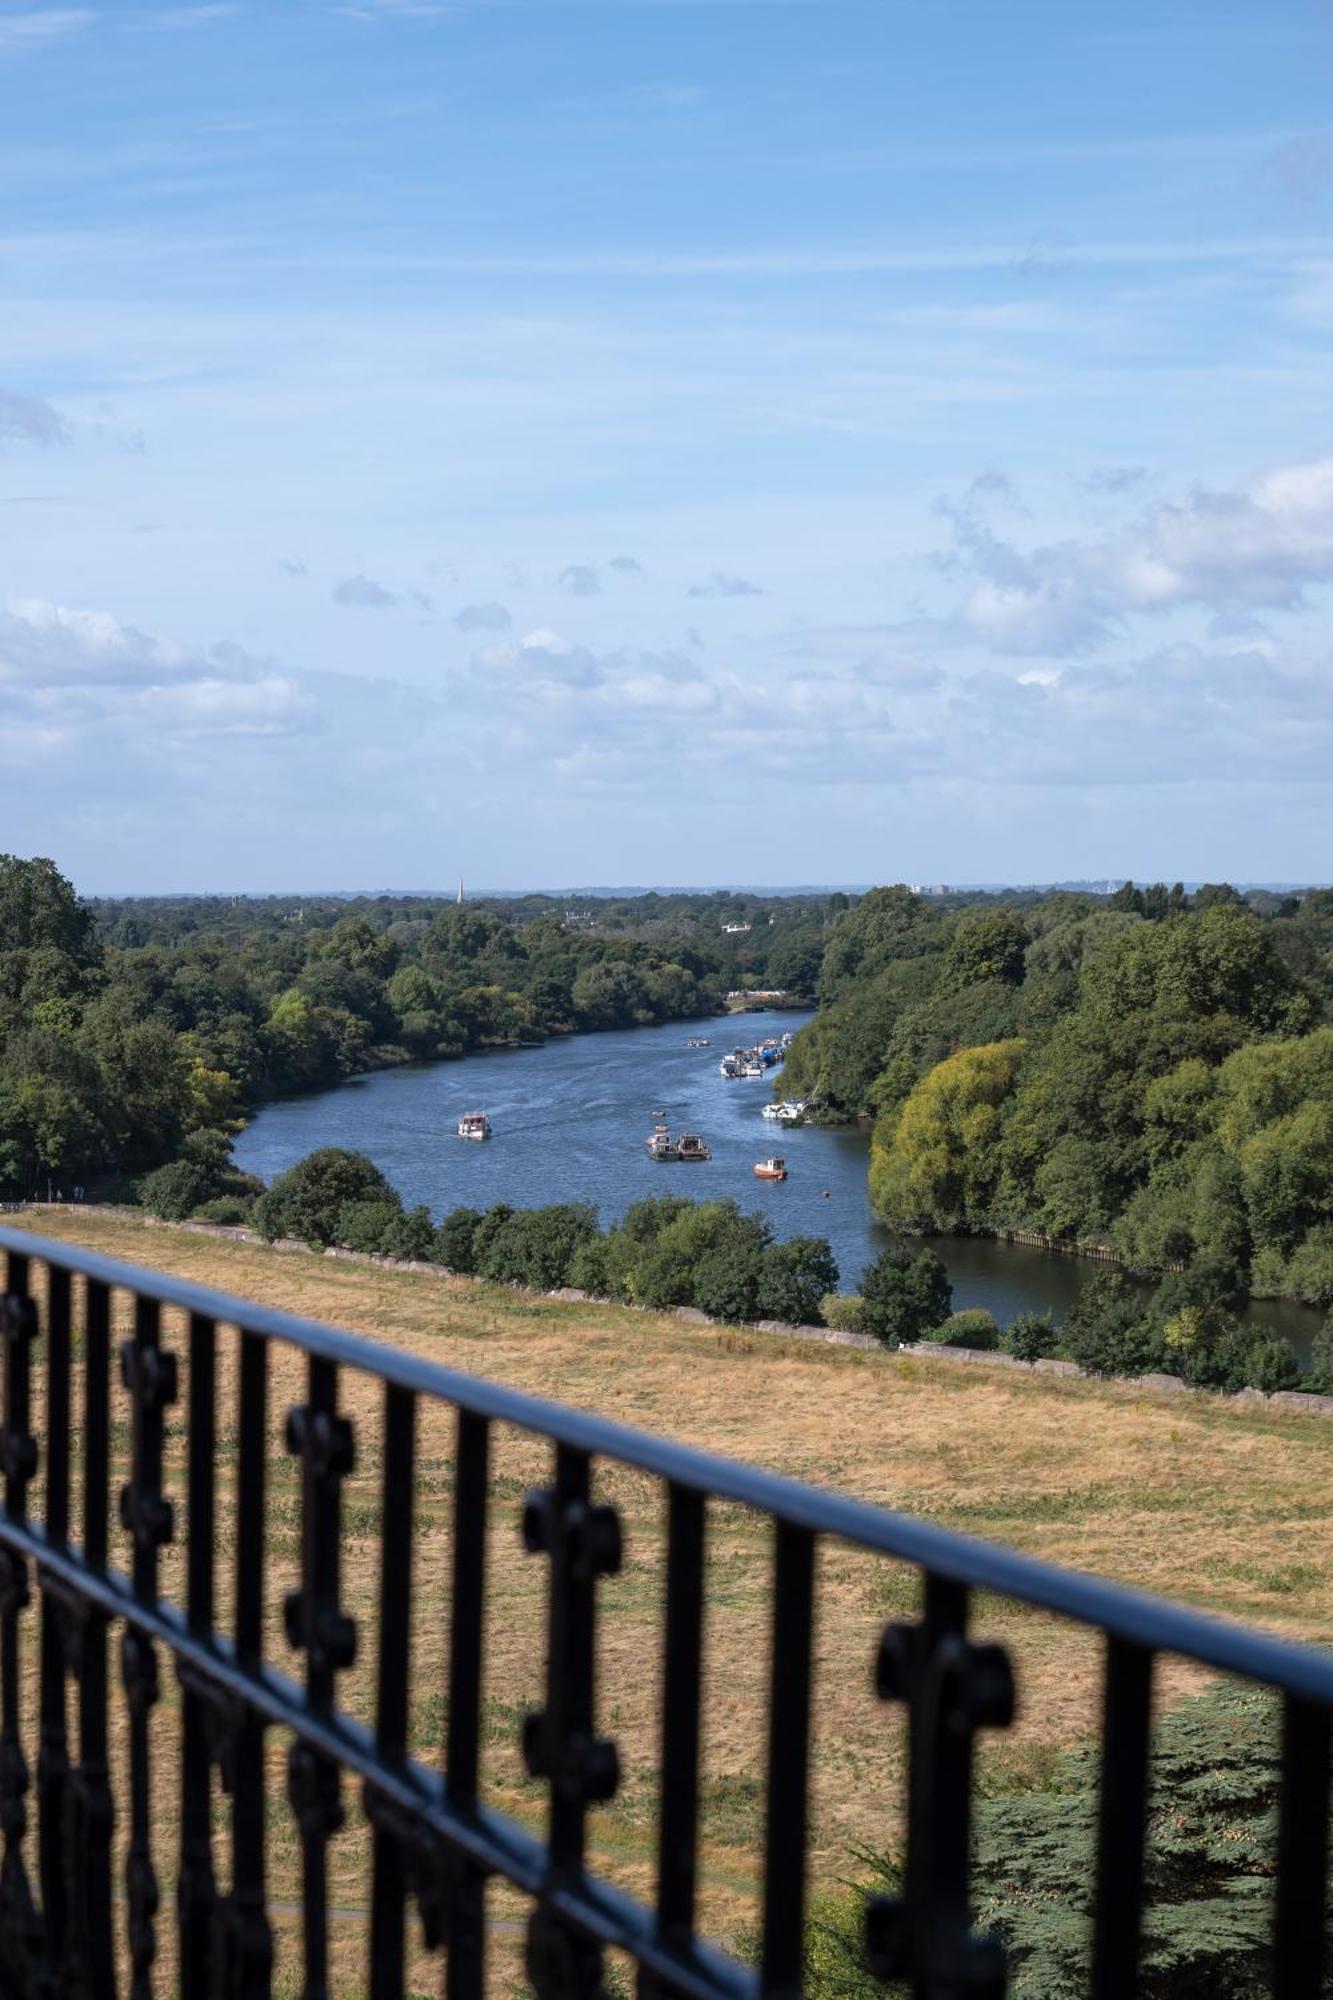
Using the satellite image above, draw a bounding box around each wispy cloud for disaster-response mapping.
[687,570,762,598]
[0,9,93,49]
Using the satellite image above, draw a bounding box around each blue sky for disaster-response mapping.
[3,0,1333,891]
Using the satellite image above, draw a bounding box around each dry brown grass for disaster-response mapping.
[8,1208,1333,1996]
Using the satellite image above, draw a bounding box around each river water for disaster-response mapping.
[233,1007,1323,1357]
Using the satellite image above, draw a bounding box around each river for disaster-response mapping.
[233,1007,1324,1359]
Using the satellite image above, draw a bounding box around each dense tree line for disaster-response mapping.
[0,856,831,1195]
[784,882,1333,1308]
[239,1151,847,1329]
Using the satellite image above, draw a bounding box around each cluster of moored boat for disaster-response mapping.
[717,1032,793,1079]
[761,1099,812,1125]
[646,1126,711,1162]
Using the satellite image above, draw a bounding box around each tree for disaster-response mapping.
[757,1237,839,1325]
[254,1148,400,1247]
[1061,1272,1160,1376]
[475,1204,597,1289]
[944,910,1029,989]
[0,855,96,962]
[858,1245,952,1346]
[334,1199,404,1253]
[136,1157,215,1221]
[802,1680,1297,2000]
[436,1207,483,1272]
[869,1040,1025,1231]
[1309,1316,1333,1395]
[817,886,938,1003]
[1003,1310,1059,1361]
[692,1242,765,1322]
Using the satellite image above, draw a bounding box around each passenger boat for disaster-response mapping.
[742,1060,765,1079]
[761,1102,784,1120]
[718,1054,743,1078]
[753,1157,787,1181]
[646,1127,680,1161]
[685,1037,712,1048]
[677,1133,711,1162]
[457,1111,491,1141]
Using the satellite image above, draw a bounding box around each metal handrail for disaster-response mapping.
[0,1225,1327,1999]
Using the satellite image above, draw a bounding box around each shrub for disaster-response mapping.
[1160,1305,1300,1394]
[632,1201,771,1310]
[858,1245,953,1348]
[1062,1272,1161,1377]
[1150,1253,1246,1321]
[1242,1331,1301,1394]
[254,1147,400,1248]
[1282,1225,1333,1308]
[335,1199,403,1254]
[137,1158,214,1221]
[380,1204,437,1262]
[692,1244,764,1323]
[475,1204,598,1289]
[921,1307,999,1350]
[1309,1316,1333,1396]
[756,1236,839,1325]
[820,1292,866,1333]
[435,1206,482,1272]
[1003,1310,1059,1361]
[568,1236,613,1297]
[192,1194,254,1227]
[469,1203,515,1275]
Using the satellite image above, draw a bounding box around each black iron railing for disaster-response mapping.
[0,1224,1329,1999]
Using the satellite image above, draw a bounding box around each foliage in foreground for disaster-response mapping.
[799,1680,1326,2000]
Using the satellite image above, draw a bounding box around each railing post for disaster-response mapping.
[69,1276,116,2000]
[522,1445,622,2000]
[0,1254,43,1994]
[178,1312,218,2000]
[866,1574,1014,1999]
[119,1292,178,2000]
[284,1355,356,2000]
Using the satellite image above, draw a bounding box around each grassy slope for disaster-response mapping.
[10,1208,1333,1995]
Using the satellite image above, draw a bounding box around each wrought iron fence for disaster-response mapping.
[0,1222,1329,1999]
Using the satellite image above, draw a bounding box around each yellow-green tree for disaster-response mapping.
[870,1039,1025,1231]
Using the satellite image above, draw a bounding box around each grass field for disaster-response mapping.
[7,1207,1333,1996]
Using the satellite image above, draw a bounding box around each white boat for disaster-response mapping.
[743,1061,765,1079]
[719,1056,743,1078]
[761,1103,784,1120]
[646,1127,680,1160]
[457,1111,491,1141]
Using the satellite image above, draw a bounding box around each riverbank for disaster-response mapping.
[230,1008,1327,1357]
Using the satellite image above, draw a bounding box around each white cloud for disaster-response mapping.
[453,600,511,632]
[934,453,1333,657]
[332,573,396,608]
[0,389,67,446]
